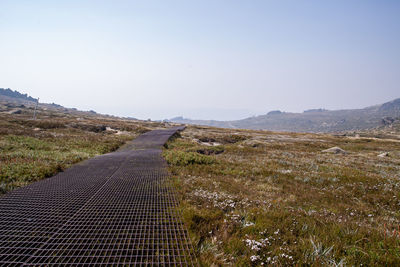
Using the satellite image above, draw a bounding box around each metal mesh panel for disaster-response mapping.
[0,127,196,266]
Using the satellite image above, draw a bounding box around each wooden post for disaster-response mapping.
[33,98,39,120]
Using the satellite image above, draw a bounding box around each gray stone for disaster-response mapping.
[322,146,347,154]
[378,152,389,158]
[10,109,22,114]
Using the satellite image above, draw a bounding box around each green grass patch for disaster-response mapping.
[163,150,215,166]
[0,134,130,194]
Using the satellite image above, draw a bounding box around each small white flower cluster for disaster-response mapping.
[280,253,293,260]
[183,174,196,185]
[294,176,311,183]
[244,236,272,251]
[259,230,268,235]
[307,209,317,216]
[226,213,241,223]
[278,246,295,262]
[263,252,294,265]
[192,189,236,209]
[346,208,358,218]
[243,221,255,227]
[250,255,261,262]
[245,239,264,251]
[265,256,278,265]
[240,197,252,208]
[262,237,272,246]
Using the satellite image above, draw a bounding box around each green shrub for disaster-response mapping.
[197,134,247,144]
[10,119,66,129]
[195,146,224,155]
[163,150,215,166]
[222,134,247,144]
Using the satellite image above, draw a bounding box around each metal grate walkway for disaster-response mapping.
[0,127,196,266]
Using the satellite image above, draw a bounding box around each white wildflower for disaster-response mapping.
[243,221,255,227]
[250,255,261,262]
[245,239,263,251]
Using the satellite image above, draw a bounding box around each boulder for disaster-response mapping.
[9,109,22,114]
[322,146,347,154]
[243,139,265,147]
[378,152,389,158]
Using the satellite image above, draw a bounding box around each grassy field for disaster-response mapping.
[2,98,400,266]
[163,125,400,266]
[0,104,167,194]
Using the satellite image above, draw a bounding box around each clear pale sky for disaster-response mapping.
[1,1,399,120]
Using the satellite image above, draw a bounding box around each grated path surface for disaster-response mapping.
[0,127,196,266]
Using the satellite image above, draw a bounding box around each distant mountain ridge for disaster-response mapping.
[169,98,400,133]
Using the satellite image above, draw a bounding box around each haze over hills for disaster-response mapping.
[2,88,399,133]
[169,98,400,133]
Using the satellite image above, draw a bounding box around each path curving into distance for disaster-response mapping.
[0,126,196,266]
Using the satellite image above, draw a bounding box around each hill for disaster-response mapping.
[170,98,400,133]
[0,88,37,102]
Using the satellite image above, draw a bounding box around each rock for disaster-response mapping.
[200,141,222,146]
[106,126,118,133]
[70,123,106,133]
[198,137,216,143]
[106,127,130,135]
[193,138,221,146]
[322,146,347,154]
[200,142,213,146]
[192,138,200,143]
[243,139,265,147]
[382,117,395,126]
[9,109,22,114]
[378,152,389,158]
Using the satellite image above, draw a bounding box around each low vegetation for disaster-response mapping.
[164,125,400,266]
[0,102,170,194]
[2,93,400,265]
[164,150,215,166]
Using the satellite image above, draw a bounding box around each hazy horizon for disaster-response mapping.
[1,1,399,120]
